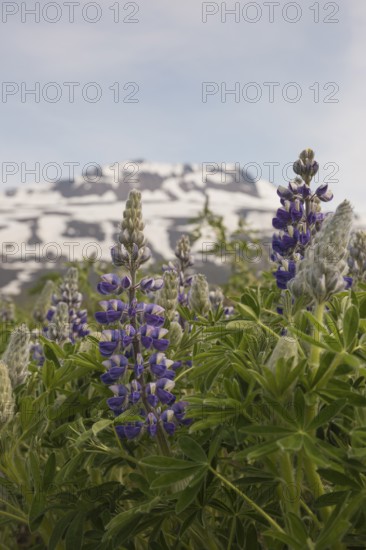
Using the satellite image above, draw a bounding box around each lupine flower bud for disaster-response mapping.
[2,324,30,388]
[33,280,55,322]
[119,190,146,250]
[209,287,224,310]
[289,200,353,304]
[265,337,298,399]
[0,361,15,425]
[175,235,194,267]
[348,230,366,284]
[189,274,211,316]
[267,336,298,372]
[48,302,70,344]
[293,148,319,180]
[168,321,183,347]
[157,271,179,321]
[0,293,15,323]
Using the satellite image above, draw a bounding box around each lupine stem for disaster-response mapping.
[279,452,297,515]
[302,454,331,523]
[310,302,325,367]
[304,301,332,523]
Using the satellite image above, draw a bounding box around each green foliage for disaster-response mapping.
[1,212,366,549]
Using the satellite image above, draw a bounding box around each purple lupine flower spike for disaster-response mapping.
[96,189,190,442]
[271,149,334,290]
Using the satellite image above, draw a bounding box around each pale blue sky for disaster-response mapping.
[0,0,365,213]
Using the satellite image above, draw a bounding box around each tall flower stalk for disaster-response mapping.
[163,235,194,310]
[96,190,191,452]
[46,267,89,343]
[272,148,332,289]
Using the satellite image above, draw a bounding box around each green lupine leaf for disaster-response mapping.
[48,511,77,550]
[343,305,359,351]
[317,469,360,489]
[303,437,331,468]
[235,303,258,321]
[179,436,208,463]
[175,471,205,514]
[262,530,303,549]
[29,491,46,532]
[315,491,349,507]
[41,359,55,388]
[288,327,329,350]
[307,399,347,430]
[150,469,197,489]
[91,419,113,435]
[240,291,261,317]
[42,452,56,490]
[239,441,279,461]
[140,456,198,470]
[240,425,295,436]
[65,512,86,550]
[286,512,309,543]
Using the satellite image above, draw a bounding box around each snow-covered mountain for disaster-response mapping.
[0,160,279,294]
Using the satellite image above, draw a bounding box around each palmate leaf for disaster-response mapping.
[313,494,365,550]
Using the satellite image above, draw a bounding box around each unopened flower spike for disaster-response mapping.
[289,200,353,305]
[266,336,298,372]
[189,274,211,317]
[0,360,15,426]
[2,324,30,388]
[168,321,183,347]
[111,189,152,272]
[157,270,179,321]
[348,230,366,284]
[161,235,195,310]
